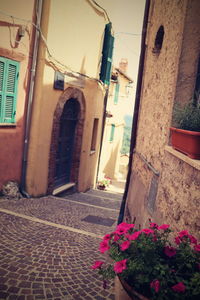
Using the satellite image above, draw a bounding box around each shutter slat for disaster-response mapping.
[5,95,14,119]
[7,64,17,93]
[0,61,5,92]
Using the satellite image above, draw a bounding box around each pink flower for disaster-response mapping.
[118,222,135,229]
[194,244,200,252]
[120,241,130,251]
[150,280,160,293]
[141,228,154,235]
[91,261,104,269]
[150,222,158,229]
[175,236,181,245]
[114,234,120,242]
[188,235,197,245]
[115,223,134,235]
[128,231,141,240]
[164,246,176,257]
[114,259,127,274]
[178,230,189,238]
[115,227,128,235]
[158,224,170,230]
[172,282,186,293]
[99,240,110,253]
[103,234,111,241]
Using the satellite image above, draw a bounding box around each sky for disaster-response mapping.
[96,0,146,114]
[97,0,145,78]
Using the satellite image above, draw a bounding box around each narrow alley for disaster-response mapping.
[0,189,122,300]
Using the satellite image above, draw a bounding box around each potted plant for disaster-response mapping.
[97,177,111,190]
[170,100,200,159]
[91,222,200,300]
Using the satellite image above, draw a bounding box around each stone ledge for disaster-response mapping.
[165,145,200,171]
[52,183,75,195]
[0,123,16,127]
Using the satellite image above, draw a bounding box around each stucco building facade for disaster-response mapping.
[98,63,133,182]
[124,0,200,238]
[0,0,35,191]
[0,0,114,197]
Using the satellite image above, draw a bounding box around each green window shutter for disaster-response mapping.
[114,83,120,104]
[100,23,114,85]
[0,57,19,123]
[109,124,115,142]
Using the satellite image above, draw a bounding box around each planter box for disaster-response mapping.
[170,127,200,159]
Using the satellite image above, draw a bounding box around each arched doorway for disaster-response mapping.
[55,98,80,186]
[48,87,85,194]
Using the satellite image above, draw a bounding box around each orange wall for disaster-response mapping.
[0,0,35,189]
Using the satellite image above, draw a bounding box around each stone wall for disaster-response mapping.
[125,0,200,238]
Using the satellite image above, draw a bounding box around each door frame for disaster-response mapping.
[47,87,85,194]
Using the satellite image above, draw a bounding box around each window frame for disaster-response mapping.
[0,56,19,124]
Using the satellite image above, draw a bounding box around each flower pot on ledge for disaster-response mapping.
[97,184,106,190]
[170,127,200,159]
[115,277,149,300]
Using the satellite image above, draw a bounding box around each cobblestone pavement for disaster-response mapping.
[0,189,123,300]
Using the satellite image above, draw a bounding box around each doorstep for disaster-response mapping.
[52,182,75,196]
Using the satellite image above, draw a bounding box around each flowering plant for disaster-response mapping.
[97,176,111,188]
[91,222,200,299]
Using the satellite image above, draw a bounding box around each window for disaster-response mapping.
[0,57,19,123]
[109,124,115,142]
[153,25,164,54]
[91,118,99,151]
[114,83,120,104]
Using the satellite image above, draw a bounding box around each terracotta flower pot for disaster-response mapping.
[115,277,149,300]
[170,127,200,159]
[97,184,106,190]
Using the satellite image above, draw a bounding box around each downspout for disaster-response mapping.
[20,0,43,197]
[118,0,151,224]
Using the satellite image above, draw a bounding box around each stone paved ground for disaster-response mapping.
[0,189,123,300]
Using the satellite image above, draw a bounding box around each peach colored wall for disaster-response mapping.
[46,0,106,79]
[99,72,132,180]
[125,0,200,238]
[0,0,35,189]
[26,0,106,196]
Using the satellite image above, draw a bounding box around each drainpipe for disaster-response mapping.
[117,0,151,224]
[20,0,43,197]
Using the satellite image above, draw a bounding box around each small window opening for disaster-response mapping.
[91,118,99,151]
[109,124,115,142]
[153,25,164,54]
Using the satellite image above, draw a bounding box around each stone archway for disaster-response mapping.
[47,87,85,194]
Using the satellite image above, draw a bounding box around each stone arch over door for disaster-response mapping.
[48,87,85,194]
